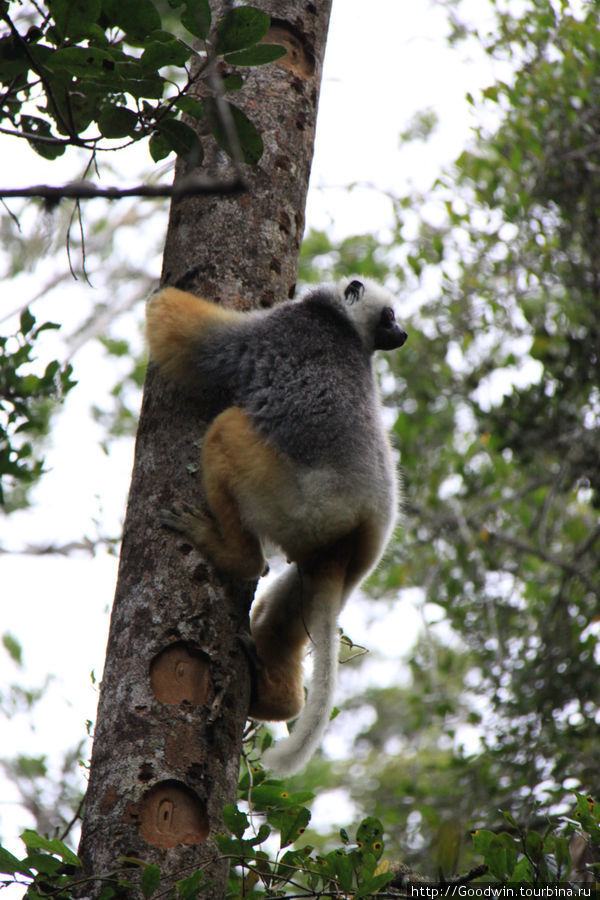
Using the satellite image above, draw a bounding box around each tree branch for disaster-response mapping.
[0,536,120,556]
[0,173,247,201]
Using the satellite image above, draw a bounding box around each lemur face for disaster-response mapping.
[341,278,408,352]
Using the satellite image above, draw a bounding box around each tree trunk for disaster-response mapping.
[78,3,332,896]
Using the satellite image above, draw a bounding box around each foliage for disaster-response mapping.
[0,772,394,898]
[402,0,600,831]
[0,308,75,509]
[0,0,285,165]
[472,793,600,886]
[0,0,288,507]
[1,784,599,896]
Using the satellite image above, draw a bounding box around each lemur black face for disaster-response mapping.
[374,306,407,350]
[344,280,365,304]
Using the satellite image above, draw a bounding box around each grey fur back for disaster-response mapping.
[191,290,384,468]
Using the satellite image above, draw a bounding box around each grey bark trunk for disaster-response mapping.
[78,3,332,897]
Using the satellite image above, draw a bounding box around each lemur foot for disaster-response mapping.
[160,503,213,545]
[160,503,269,580]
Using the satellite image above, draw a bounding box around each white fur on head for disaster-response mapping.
[337,276,398,351]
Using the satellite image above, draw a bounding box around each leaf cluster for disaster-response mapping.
[0,308,76,510]
[0,829,82,899]
[2,787,599,896]
[0,758,394,899]
[0,1,286,165]
[472,793,600,887]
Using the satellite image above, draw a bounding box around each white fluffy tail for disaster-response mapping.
[261,571,343,777]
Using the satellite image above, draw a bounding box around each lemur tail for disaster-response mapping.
[261,565,345,777]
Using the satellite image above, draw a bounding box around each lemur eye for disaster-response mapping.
[381,306,395,326]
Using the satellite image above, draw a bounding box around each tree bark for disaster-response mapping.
[78,3,332,897]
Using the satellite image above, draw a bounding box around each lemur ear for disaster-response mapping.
[344,280,365,304]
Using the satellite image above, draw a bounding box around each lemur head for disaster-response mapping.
[339,277,407,353]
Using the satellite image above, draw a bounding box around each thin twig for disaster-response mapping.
[0,197,22,229]
[58,793,86,843]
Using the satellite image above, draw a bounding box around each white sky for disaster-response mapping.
[0,0,499,879]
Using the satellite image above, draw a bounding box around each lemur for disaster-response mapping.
[146,277,407,775]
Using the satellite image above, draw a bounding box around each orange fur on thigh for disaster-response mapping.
[202,406,290,502]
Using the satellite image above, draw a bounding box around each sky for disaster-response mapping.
[0,0,499,881]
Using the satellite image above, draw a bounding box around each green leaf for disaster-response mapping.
[181,0,211,39]
[324,849,354,892]
[141,33,191,70]
[248,783,312,809]
[0,35,30,81]
[154,118,204,164]
[525,830,543,861]
[176,868,210,899]
[222,73,243,92]
[207,101,263,165]
[47,45,116,76]
[215,7,270,54]
[214,833,244,855]
[2,632,23,665]
[487,834,519,881]
[224,44,287,67]
[32,321,61,339]
[276,849,301,884]
[19,308,35,336]
[573,793,600,841]
[501,811,519,830]
[97,106,138,138]
[354,871,394,899]
[101,0,162,40]
[114,65,166,99]
[141,863,161,898]
[21,830,82,867]
[270,805,311,849]
[21,851,62,877]
[174,96,204,118]
[222,804,249,839]
[356,817,385,859]
[149,130,171,162]
[48,0,101,41]
[511,855,534,882]
[254,823,271,845]
[21,374,42,395]
[0,844,32,877]
[19,116,65,159]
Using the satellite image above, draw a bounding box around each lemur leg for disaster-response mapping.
[249,537,357,723]
[249,566,309,721]
[163,406,290,580]
[248,521,390,724]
